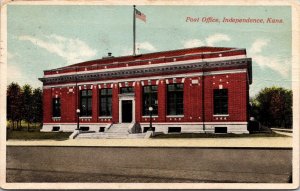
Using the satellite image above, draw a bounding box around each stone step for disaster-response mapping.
[107,131,128,134]
[78,133,128,137]
[75,123,144,139]
[106,125,129,133]
[107,128,128,131]
[111,125,129,127]
[77,136,145,139]
[77,132,146,139]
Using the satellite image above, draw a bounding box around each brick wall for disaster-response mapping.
[42,72,248,124]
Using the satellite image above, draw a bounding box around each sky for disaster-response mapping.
[7,5,292,97]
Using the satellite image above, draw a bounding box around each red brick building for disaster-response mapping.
[39,46,252,134]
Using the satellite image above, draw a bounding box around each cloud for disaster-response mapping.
[7,64,24,83]
[205,33,231,46]
[7,59,41,88]
[137,42,157,52]
[183,39,204,48]
[254,55,289,77]
[121,41,157,56]
[249,39,289,77]
[7,52,21,78]
[181,36,289,78]
[249,39,269,54]
[18,34,97,64]
[183,33,231,48]
[7,51,43,88]
[121,49,134,56]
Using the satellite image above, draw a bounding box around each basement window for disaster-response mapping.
[99,127,105,132]
[80,126,89,131]
[52,126,60,131]
[168,127,181,133]
[215,127,227,133]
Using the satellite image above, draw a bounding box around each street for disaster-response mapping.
[6,146,292,183]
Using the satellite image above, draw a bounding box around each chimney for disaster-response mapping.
[102,52,114,59]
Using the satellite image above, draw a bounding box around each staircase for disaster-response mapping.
[76,123,146,139]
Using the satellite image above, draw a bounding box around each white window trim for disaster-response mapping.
[213,114,229,117]
[142,115,159,118]
[166,115,184,118]
[98,116,112,119]
[79,116,93,119]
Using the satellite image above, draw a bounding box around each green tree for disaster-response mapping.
[32,88,43,126]
[22,84,33,131]
[7,82,22,129]
[251,87,292,128]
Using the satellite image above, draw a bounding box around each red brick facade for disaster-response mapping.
[40,47,252,134]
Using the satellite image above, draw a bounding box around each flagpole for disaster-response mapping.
[133,5,136,56]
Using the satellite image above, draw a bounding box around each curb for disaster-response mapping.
[6,136,292,148]
[6,145,293,150]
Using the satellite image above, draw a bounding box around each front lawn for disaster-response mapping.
[153,132,288,138]
[7,130,72,140]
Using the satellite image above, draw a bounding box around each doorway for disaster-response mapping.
[122,100,133,123]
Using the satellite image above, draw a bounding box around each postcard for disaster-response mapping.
[0,0,299,190]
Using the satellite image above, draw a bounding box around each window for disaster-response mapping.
[80,90,92,116]
[120,87,134,94]
[52,98,61,117]
[99,88,112,116]
[99,127,105,132]
[52,126,60,131]
[215,127,227,133]
[213,89,228,115]
[80,126,89,131]
[168,127,181,133]
[143,85,158,115]
[167,84,184,115]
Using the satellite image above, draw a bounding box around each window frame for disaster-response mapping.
[120,87,134,94]
[80,89,93,117]
[52,98,61,117]
[142,85,158,116]
[213,89,228,115]
[167,83,184,115]
[99,88,113,117]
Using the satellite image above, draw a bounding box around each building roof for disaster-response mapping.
[40,46,252,85]
[46,46,240,72]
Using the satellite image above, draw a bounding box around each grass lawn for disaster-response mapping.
[7,130,72,140]
[6,120,71,140]
[153,132,289,138]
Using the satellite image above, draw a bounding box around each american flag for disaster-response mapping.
[135,9,146,22]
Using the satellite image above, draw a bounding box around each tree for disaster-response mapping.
[21,84,33,131]
[250,87,292,128]
[7,82,22,129]
[32,88,43,126]
[7,83,44,131]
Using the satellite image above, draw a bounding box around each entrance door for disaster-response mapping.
[122,100,132,123]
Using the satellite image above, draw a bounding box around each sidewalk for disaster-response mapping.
[272,130,293,137]
[271,128,293,132]
[6,136,292,148]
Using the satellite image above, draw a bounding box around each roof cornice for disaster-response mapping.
[39,58,252,85]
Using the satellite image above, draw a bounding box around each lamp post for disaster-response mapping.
[76,109,80,130]
[149,106,153,131]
